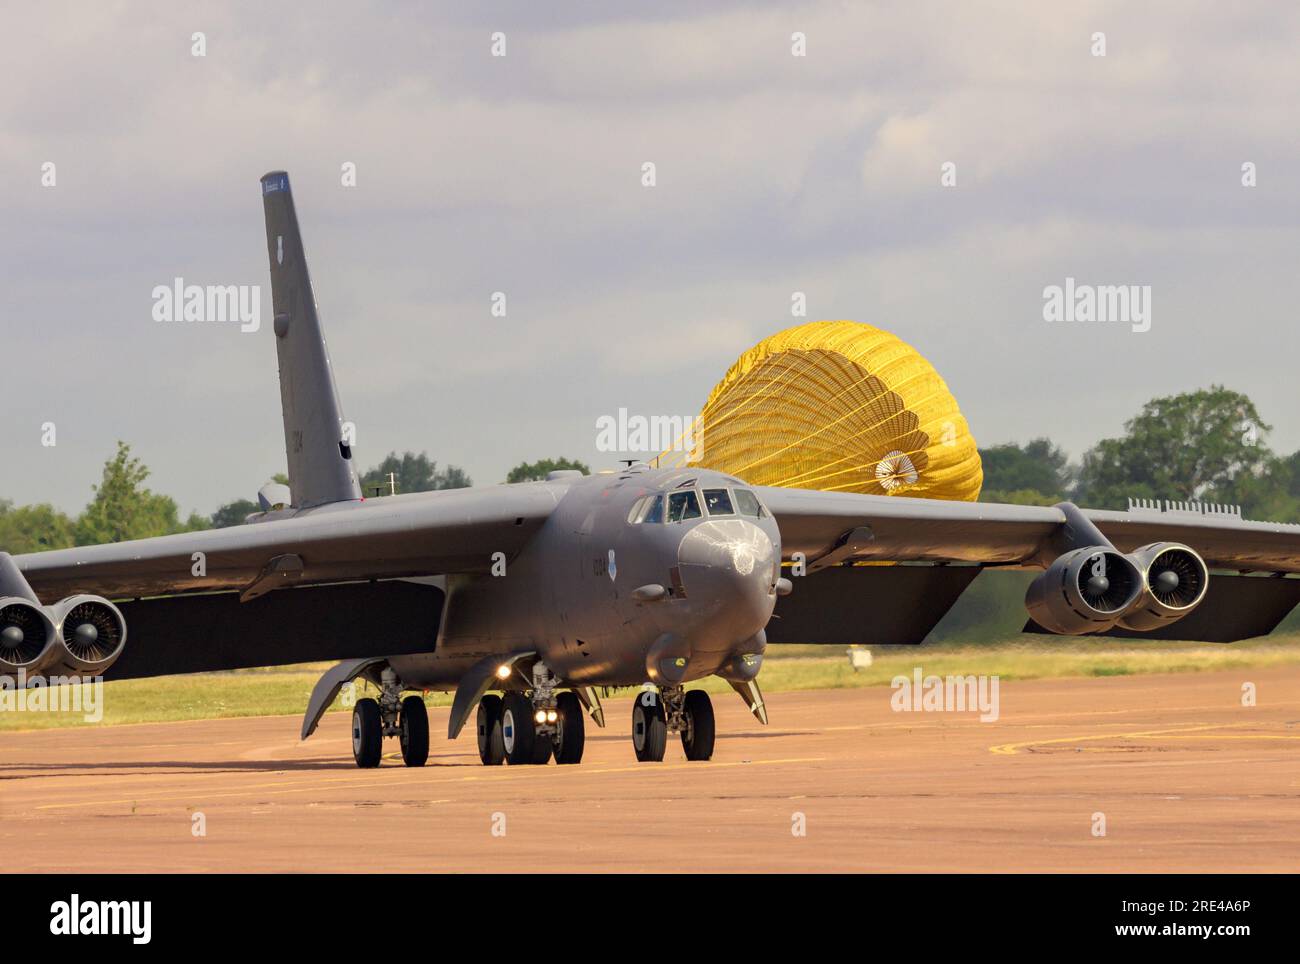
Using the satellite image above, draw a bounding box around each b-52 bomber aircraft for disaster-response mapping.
[4,172,1300,768]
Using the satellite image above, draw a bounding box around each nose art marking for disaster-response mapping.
[694,521,769,575]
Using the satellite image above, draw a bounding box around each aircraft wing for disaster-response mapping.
[756,486,1300,573]
[756,486,1300,645]
[756,488,1062,567]
[2,485,563,681]
[15,484,562,601]
[1082,505,1300,573]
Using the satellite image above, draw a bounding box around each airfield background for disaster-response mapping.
[5,375,1298,642]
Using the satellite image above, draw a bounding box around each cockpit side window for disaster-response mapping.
[642,494,665,524]
[667,490,702,522]
[627,497,649,524]
[733,488,767,518]
[703,488,734,516]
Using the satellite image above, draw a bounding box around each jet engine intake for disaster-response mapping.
[0,598,59,675]
[1117,542,1210,632]
[45,595,128,676]
[1025,547,1143,635]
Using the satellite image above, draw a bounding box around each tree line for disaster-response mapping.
[0,447,590,554]
[3,384,1297,555]
[979,385,1300,522]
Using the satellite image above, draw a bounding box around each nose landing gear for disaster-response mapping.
[681,689,715,760]
[632,691,668,762]
[631,686,715,762]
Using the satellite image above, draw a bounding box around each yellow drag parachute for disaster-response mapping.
[666,320,982,500]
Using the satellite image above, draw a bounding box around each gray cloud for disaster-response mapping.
[2,1,1297,516]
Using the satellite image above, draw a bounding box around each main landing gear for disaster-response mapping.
[348,665,725,768]
[351,667,429,768]
[632,686,715,762]
[475,662,586,766]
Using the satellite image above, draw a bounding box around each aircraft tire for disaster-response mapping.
[632,691,667,762]
[681,689,715,761]
[477,694,506,765]
[554,691,585,764]
[352,697,383,768]
[399,695,429,767]
[502,693,537,765]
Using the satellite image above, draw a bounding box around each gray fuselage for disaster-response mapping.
[389,466,781,692]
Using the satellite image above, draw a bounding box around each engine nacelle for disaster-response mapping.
[1026,547,1143,635]
[1117,542,1209,632]
[0,597,59,675]
[44,595,128,677]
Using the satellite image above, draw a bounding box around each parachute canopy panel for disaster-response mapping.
[681,320,982,500]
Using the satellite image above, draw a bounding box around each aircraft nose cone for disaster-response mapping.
[676,519,777,651]
[678,519,775,583]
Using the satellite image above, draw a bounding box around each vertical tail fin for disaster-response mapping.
[260,171,361,508]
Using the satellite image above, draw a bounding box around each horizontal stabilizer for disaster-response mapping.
[766,564,982,645]
[1023,573,1300,643]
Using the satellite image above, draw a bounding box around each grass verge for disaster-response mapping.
[1,634,1295,732]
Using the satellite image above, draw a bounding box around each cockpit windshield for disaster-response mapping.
[642,494,665,524]
[667,490,702,522]
[733,488,766,518]
[702,488,734,515]
[629,487,763,524]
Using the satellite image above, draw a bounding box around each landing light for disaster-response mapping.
[534,710,547,724]
[495,665,512,679]
[546,710,558,723]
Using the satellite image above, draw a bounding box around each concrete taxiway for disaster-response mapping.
[3,667,1298,872]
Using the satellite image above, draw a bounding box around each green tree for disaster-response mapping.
[978,438,1071,505]
[1227,451,1300,523]
[359,451,471,496]
[1074,386,1275,511]
[0,500,77,554]
[978,488,1063,507]
[437,465,472,489]
[210,499,259,528]
[1280,451,1300,498]
[506,457,590,484]
[74,442,208,546]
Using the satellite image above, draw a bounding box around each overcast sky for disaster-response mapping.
[2,1,1298,517]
